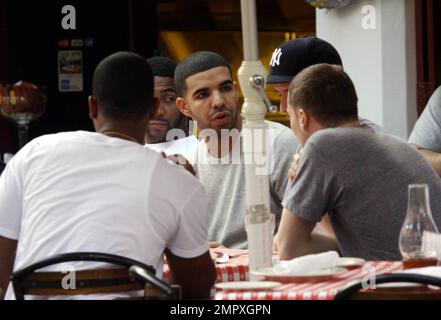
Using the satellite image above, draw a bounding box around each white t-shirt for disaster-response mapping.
[0,131,209,299]
[146,135,198,161]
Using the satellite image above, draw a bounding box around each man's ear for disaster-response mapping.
[176,97,192,118]
[147,97,159,121]
[88,96,98,120]
[298,108,309,131]
[233,81,240,103]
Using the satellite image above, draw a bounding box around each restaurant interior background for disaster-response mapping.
[0,0,440,156]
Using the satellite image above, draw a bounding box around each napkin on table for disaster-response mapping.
[273,251,340,274]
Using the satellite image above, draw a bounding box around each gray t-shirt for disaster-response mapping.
[191,121,298,249]
[283,126,441,260]
[409,86,441,151]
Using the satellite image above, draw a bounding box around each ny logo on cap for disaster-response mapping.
[270,48,282,67]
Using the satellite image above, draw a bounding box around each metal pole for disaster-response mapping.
[239,0,274,277]
[240,0,259,61]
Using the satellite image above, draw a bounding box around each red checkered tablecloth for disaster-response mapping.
[163,249,404,300]
[214,260,403,300]
[162,248,249,283]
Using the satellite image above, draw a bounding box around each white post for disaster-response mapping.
[239,0,274,278]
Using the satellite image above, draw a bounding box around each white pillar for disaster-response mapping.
[316,0,417,139]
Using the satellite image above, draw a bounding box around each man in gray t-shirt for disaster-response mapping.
[408,86,441,176]
[192,120,296,249]
[276,64,441,261]
[283,127,441,260]
[175,51,298,249]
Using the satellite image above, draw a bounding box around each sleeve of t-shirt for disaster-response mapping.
[409,86,441,152]
[269,128,298,203]
[166,184,209,258]
[282,145,342,223]
[0,156,23,240]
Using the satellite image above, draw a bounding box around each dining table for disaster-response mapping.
[161,248,429,300]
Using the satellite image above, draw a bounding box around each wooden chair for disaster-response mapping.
[11,252,180,300]
[334,273,441,300]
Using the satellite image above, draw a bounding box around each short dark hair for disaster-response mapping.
[92,51,154,120]
[174,51,232,95]
[288,64,358,126]
[147,56,177,78]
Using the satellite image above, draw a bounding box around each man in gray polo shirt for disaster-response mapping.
[267,36,382,131]
[276,64,441,261]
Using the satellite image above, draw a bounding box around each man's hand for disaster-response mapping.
[162,153,196,176]
[209,241,225,249]
[288,148,303,182]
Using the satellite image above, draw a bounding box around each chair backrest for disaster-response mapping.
[11,252,176,300]
[334,273,441,300]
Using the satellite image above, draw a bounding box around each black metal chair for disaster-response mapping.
[11,252,179,300]
[334,273,441,300]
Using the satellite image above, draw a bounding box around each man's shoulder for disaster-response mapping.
[430,86,441,104]
[11,132,73,160]
[264,120,297,144]
[265,120,291,134]
[425,86,441,116]
[311,126,368,141]
[153,155,203,190]
[28,131,89,147]
[305,127,372,156]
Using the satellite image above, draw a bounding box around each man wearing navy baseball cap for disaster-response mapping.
[267,36,343,113]
[268,37,381,242]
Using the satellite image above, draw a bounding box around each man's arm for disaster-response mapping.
[318,214,337,239]
[0,236,17,299]
[276,208,339,261]
[165,249,216,299]
[411,144,441,177]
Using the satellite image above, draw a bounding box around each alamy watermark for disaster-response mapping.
[61,5,76,30]
[361,265,377,290]
[164,127,277,176]
[361,5,376,30]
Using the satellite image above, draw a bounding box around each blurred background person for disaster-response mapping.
[145,56,198,161]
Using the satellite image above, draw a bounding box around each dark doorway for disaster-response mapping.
[416,0,441,115]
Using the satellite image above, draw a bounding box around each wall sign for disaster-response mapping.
[58,50,83,92]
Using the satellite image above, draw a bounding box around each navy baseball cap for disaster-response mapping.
[267,37,343,84]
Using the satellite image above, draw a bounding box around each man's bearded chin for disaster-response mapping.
[146,121,171,143]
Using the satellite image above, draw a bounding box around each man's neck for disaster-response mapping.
[339,118,361,128]
[97,122,146,145]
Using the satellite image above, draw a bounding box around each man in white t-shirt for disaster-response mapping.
[145,56,197,160]
[0,52,215,299]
